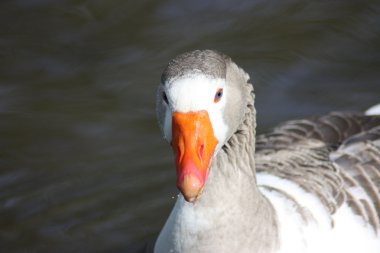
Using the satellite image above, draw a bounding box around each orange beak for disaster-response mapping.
[171,110,218,202]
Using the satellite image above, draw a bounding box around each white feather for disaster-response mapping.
[163,75,229,151]
[365,103,380,115]
[257,173,380,253]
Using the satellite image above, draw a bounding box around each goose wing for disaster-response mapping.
[255,112,380,229]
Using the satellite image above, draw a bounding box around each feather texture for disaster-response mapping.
[256,113,380,233]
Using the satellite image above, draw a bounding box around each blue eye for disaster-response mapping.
[214,88,223,103]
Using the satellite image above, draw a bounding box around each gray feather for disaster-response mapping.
[256,113,380,231]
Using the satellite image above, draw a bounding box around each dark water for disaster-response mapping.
[1,1,380,252]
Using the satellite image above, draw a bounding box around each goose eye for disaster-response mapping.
[163,92,169,104]
[214,88,223,103]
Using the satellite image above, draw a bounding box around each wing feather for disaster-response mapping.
[256,112,380,230]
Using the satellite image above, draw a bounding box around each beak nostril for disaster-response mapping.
[177,145,181,160]
[199,144,204,160]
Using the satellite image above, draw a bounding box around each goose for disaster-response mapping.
[153,49,380,253]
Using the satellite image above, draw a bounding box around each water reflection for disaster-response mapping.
[1,0,379,252]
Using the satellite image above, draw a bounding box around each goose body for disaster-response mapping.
[154,50,380,253]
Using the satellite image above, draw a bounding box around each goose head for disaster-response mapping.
[156,50,251,203]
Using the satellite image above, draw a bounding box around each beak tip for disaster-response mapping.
[177,174,203,203]
[183,195,197,203]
